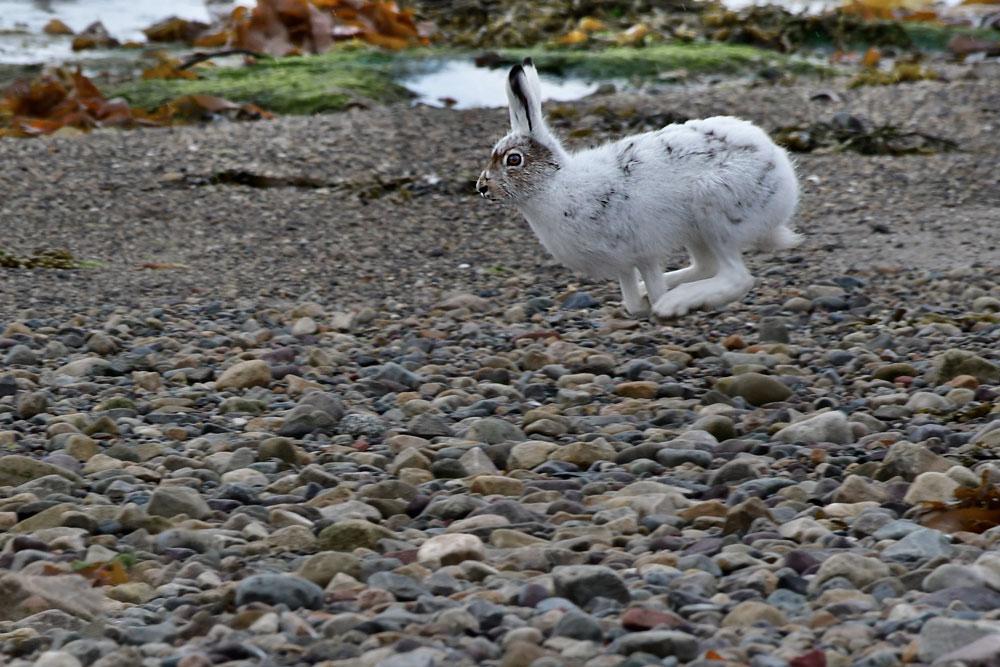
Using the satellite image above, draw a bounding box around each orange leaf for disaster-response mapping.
[76,560,130,586]
[556,30,589,46]
[862,46,881,67]
[706,649,726,660]
[617,23,650,45]
[193,30,231,48]
[578,17,607,32]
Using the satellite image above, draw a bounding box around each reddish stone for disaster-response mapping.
[385,548,419,565]
[790,650,827,667]
[621,607,685,630]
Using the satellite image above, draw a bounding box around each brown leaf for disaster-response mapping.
[922,507,1000,534]
[138,262,188,270]
[919,471,1000,533]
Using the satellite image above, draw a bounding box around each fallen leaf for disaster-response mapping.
[2,68,274,138]
[578,17,607,32]
[617,23,650,45]
[862,46,881,67]
[73,560,130,587]
[919,471,1000,534]
[555,29,589,46]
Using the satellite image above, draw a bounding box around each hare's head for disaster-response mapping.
[477,59,564,203]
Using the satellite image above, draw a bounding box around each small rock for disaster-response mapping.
[297,553,362,586]
[932,634,1000,667]
[758,317,791,343]
[904,471,959,504]
[0,455,80,487]
[931,349,999,385]
[549,440,616,467]
[32,651,82,667]
[467,418,525,444]
[721,601,788,627]
[553,610,603,641]
[717,373,792,406]
[609,630,699,661]
[877,441,952,481]
[614,381,659,399]
[553,565,630,606]
[146,486,211,520]
[418,533,485,565]
[508,441,559,470]
[882,528,952,562]
[234,574,323,610]
[317,520,391,551]
[292,317,318,336]
[775,411,852,444]
[812,553,890,590]
[216,360,272,390]
[918,617,1000,663]
[16,392,49,419]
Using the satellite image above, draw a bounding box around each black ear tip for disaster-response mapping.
[522,57,534,68]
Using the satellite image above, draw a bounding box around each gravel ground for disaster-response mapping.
[0,63,998,667]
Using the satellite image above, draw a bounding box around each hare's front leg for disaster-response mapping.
[653,251,754,318]
[619,271,648,316]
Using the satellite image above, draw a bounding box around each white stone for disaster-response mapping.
[417,533,485,565]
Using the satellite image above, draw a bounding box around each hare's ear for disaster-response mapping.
[521,58,543,108]
[506,63,542,135]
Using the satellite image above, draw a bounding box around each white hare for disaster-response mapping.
[476,59,801,318]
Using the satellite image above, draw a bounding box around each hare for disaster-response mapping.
[476,59,801,318]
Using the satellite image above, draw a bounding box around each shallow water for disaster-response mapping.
[0,0,247,64]
[402,61,599,109]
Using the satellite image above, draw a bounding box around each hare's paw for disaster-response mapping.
[653,290,697,319]
[623,295,651,317]
[653,271,754,319]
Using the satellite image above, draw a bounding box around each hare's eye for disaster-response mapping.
[505,152,523,167]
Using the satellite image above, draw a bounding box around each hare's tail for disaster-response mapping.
[756,224,802,252]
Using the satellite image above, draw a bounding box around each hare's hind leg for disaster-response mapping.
[653,249,754,318]
[619,270,648,316]
[662,243,718,289]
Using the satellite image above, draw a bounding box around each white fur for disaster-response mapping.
[495,61,800,318]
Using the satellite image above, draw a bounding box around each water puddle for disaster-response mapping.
[401,60,601,109]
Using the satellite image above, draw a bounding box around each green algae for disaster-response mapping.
[496,43,830,78]
[112,49,412,114]
[110,43,828,117]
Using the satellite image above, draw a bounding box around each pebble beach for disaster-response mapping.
[0,59,999,667]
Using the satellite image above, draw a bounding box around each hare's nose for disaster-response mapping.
[477,183,489,196]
